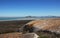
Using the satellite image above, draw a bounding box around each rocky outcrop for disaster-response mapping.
[23,33,39,38]
[0,32,39,38]
[22,19,60,34]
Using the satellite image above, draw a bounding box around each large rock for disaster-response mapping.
[23,19,60,34]
[23,33,39,38]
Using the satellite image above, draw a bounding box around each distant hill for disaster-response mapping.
[25,16,60,18]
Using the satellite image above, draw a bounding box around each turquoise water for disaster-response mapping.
[0,17,41,21]
[0,17,22,21]
[0,17,36,21]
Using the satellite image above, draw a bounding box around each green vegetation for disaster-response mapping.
[38,36,48,38]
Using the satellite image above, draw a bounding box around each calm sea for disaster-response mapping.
[0,17,25,21]
[0,16,59,21]
[0,17,41,21]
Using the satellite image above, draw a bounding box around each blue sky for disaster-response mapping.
[0,0,60,17]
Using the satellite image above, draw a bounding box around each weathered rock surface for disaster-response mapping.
[0,32,39,38]
[24,19,60,34]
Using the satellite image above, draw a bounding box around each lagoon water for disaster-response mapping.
[0,16,59,21]
[0,17,41,21]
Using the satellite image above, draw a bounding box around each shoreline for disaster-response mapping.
[0,17,60,22]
